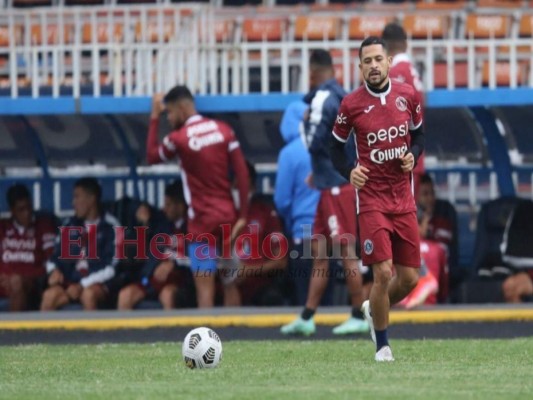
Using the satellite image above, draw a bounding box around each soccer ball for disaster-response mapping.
[182,327,223,369]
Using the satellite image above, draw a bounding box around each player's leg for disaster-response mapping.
[80,284,107,310]
[503,272,533,303]
[117,284,146,310]
[332,243,369,335]
[281,192,329,336]
[223,281,242,307]
[5,274,35,311]
[358,211,395,360]
[188,241,217,308]
[390,211,421,305]
[159,284,178,310]
[40,285,69,311]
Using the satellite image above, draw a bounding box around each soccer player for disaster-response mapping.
[274,100,320,305]
[41,178,120,311]
[146,85,249,308]
[382,23,425,192]
[281,49,368,336]
[0,184,56,311]
[330,37,425,361]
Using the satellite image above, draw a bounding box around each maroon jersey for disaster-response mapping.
[148,115,249,238]
[390,53,425,176]
[0,217,56,277]
[332,81,423,214]
[234,196,284,266]
[235,195,284,305]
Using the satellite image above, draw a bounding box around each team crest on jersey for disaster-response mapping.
[395,96,407,112]
[363,239,374,255]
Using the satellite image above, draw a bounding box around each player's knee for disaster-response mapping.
[7,274,24,293]
[373,265,393,286]
[80,287,98,307]
[502,277,516,300]
[117,287,134,310]
[404,271,419,291]
[159,286,177,309]
[41,287,60,310]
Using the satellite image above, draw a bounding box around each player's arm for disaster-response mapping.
[146,94,178,164]
[228,135,250,238]
[406,90,425,168]
[330,136,352,181]
[273,149,294,226]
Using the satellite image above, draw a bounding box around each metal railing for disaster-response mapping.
[1,5,533,97]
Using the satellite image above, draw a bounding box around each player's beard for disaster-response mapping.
[365,71,388,89]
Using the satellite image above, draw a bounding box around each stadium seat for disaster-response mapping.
[476,0,521,8]
[415,1,467,11]
[433,62,469,88]
[465,14,510,39]
[348,16,393,40]
[214,19,235,43]
[241,18,286,42]
[519,13,533,37]
[403,14,449,39]
[293,15,341,41]
[83,23,124,43]
[12,0,51,7]
[481,61,527,86]
[134,21,175,43]
[31,24,73,45]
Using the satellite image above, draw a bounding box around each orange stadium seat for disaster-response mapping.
[477,0,521,8]
[31,24,73,45]
[294,16,340,41]
[433,62,469,88]
[0,27,10,47]
[415,1,467,11]
[465,14,510,38]
[403,14,449,39]
[242,18,286,42]
[214,19,234,42]
[482,61,527,86]
[349,16,394,40]
[519,14,533,37]
[134,21,174,42]
[83,23,124,43]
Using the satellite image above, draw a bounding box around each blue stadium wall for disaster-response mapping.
[1,89,533,271]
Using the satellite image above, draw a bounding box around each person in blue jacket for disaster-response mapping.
[280,49,369,336]
[274,100,321,305]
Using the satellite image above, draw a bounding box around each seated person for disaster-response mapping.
[40,178,120,311]
[417,173,458,293]
[0,184,56,311]
[222,163,288,306]
[118,180,192,310]
[398,239,448,308]
[502,271,533,303]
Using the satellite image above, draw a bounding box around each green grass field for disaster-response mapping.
[1,338,531,400]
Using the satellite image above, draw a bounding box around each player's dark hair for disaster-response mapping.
[382,23,407,42]
[420,173,434,186]
[310,49,333,68]
[74,177,102,202]
[382,23,407,53]
[163,85,194,104]
[359,36,388,60]
[165,180,185,204]
[6,184,31,209]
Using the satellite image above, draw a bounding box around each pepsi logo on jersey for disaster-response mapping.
[366,121,409,146]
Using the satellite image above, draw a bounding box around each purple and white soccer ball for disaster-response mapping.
[182,327,223,369]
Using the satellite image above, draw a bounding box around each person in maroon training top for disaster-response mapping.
[330,36,425,362]
[0,184,56,311]
[146,85,249,308]
[382,23,425,194]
